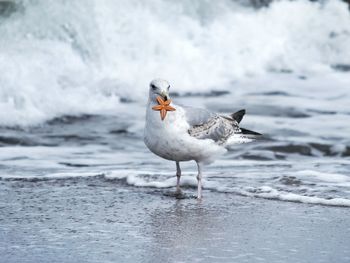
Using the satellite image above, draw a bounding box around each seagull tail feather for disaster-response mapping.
[231,109,245,123]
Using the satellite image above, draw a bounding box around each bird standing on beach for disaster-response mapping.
[144,79,260,199]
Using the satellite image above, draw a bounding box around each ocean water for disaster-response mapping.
[0,0,350,261]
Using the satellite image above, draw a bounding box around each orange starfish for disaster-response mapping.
[152,96,176,120]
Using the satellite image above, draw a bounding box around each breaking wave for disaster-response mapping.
[0,0,350,126]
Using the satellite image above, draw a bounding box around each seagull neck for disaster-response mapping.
[148,94,160,105]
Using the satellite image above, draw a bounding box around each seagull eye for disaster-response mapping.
[167,85,170,90]
[151,84,157,90]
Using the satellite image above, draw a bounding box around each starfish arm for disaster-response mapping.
[164,105,176,111]
[152,105,163,110]
[163,99,172,106]
[156,96,165,105]
[160,109,167,120]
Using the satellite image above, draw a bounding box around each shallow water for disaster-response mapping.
[1,177,350,263]
[1,73,349,207]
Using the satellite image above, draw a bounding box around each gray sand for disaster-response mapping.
[1,177,349,263]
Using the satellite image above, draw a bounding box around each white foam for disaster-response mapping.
[2,169,349,207]
[105,170,218,189]
[0,0,350,125]
[211,185,350,207]
[105,170,350,207]
[236,186,350,207]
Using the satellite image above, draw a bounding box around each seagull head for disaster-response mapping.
[149,79,170,101]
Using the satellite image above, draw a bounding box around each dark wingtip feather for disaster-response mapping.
[231,109,246,123]
[241,128,262,136]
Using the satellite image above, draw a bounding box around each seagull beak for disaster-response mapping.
[161,91,169,101]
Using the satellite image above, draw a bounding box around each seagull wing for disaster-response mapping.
[183,106,241,145]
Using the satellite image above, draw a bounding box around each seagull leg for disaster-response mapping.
[176,161,181,193]
[196,162,203,200]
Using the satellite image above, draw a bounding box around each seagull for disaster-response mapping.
[144,79,261,199]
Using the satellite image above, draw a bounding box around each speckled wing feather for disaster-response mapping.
[184,106,241,145]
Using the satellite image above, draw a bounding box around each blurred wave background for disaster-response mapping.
[0,0,349,125]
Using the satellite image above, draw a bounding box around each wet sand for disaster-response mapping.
[1,176,349,263]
